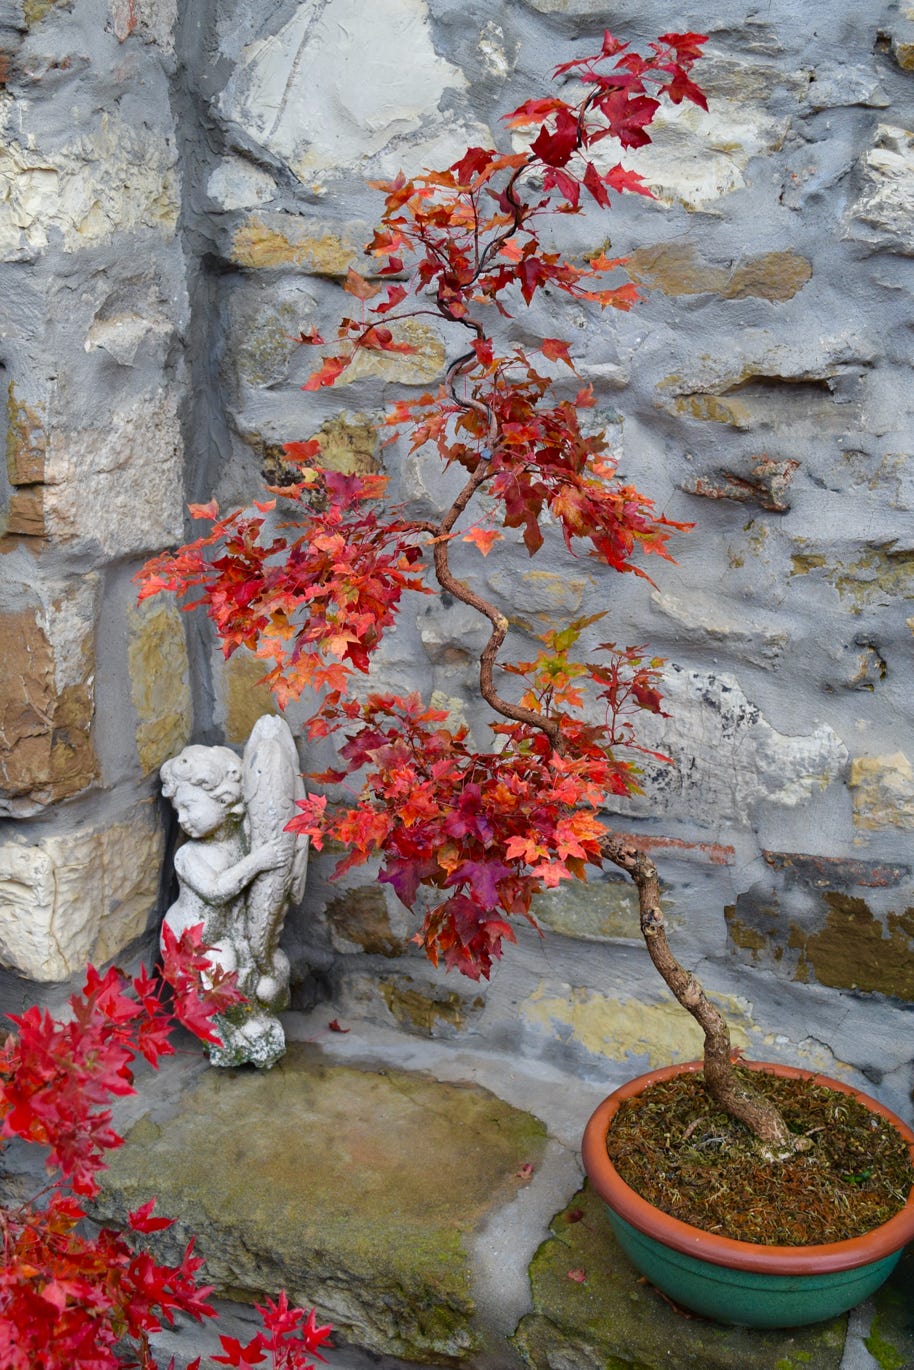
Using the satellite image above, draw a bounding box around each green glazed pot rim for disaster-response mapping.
[581,1059,914,1275]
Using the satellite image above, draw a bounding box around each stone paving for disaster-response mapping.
[92,1010,914,1370]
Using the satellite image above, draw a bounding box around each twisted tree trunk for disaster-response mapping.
[600,833,795,1150]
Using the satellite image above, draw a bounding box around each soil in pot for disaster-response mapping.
[605,1067,914,1247]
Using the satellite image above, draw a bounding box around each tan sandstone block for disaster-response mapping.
[0,578,99,816]
[0,799,164,980]
[127,598,192,775]
[849,752,914,830]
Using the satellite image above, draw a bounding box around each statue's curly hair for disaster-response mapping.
[160,745,243,809]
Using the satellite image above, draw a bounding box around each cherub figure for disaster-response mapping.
[160,718,309,1068]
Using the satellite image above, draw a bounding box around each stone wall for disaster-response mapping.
[2,0,913,1115]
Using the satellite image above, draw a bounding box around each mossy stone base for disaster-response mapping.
[96,1044,546,1364]
[512,1185,848,1369]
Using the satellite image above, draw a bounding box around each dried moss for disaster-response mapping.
[606,1070,914,1246]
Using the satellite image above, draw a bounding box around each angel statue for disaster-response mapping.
[160,715,309,1069]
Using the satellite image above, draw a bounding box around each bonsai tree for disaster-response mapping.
[140,30,795,1151]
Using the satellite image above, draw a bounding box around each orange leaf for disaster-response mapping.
[343,268,381,301]
[187,500,219,519]
[462,527,503,556]
[540,338,576,370]
[303,354,349,391]
[283,438,322,465]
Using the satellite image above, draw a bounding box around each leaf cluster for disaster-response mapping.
[0,929,332,1369]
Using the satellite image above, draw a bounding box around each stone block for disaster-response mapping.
[0,575,99,816]
[849,753,914,830]
[627,243,811,301]
[229,213,370,275]
[94,1044,546,1363]
[40,388,184,557]
[0,114,179,260]
[725,850,914,1000]
[216,0,489,183]
[790,545,914,613]
[845,125,914,254]
[606,665,847,827]
[127,597,192,776]
[214,647,277,747]
[520,981,752,1068]
[0,797,164,980]
[324,885,409,957]
[521,57,789,211]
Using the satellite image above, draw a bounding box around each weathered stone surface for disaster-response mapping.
[530,876,642,942]
[206,156,276,211]
[0,798,163,980]
[520,982,752,1068]
[0,114,179,260]
[726,852,914,1000]
[127,598,192,776]
[0,576,98,815]
[216,648,277,746]
[229,213,370,275]
[845,125,914,254]
[306,413,380,475]
[650,587,788,669]
[115,0,177,52]
[339,317,446,387]
[609,666,847,826]
[324,885,408,957]
[6,381,45,485]
[378,975,485,1034]
[486,566,593,634]
[513,1185,848,1369]
[627,243,811,301]
[41,388,184,556]
[217,0,489,184]
[657,342,867,434]
[95,1045,547,1363]
[607,73,789,210]
[790,545,914,613]
[848,753,914,831]
[681,455,799,512]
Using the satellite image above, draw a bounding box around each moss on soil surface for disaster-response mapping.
[606,1070,914,1245]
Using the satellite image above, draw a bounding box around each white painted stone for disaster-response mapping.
[844,124,914,254]
[0,800,164,981]
[206,156,278,211]
[606,665,848,824]
[0,113,179,260]
[43,387,184,555]
[217,0,489,182]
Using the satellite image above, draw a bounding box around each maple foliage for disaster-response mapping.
[0,928,332,1370]
[139,31,706,983]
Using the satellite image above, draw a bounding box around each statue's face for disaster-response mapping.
[171,781,231,839]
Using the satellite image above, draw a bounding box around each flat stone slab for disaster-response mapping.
[95,1043,546,1365]
[512,1184,850,1370]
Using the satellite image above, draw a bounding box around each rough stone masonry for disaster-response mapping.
[1,0,913,1121]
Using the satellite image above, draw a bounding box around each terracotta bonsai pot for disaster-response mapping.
[582,1059,914,1328]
